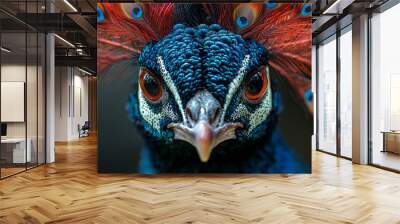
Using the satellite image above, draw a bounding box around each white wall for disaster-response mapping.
[1,65,26,137]
[1,65,27,141]
[72,73,89,138]
[1,65,40,138]
[55,66,89,141]
[1,63,46,164]
[55,66,69,141]
[1,82,25,122]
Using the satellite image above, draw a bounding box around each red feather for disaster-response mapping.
[98,3,312,113]
[97,3,175,73]
[247,4,312,113]
[208,3,312,113]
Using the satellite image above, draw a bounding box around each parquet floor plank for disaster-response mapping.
[0,135,399,223]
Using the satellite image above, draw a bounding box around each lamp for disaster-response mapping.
[1,47,11,53]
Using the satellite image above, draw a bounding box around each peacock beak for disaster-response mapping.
[167,91,243,162]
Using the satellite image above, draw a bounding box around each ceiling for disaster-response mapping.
[0,0,96,74]
[312,0,390,43]
[1,0,395,74]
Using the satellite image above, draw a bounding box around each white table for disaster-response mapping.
[1,138,31,163]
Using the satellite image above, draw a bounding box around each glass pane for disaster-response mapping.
[38,32,45,165]
[26,0,40,170]
[371,4,400,171]
[312,45,317,150]
[27,31,38,169]
[340,29,352,158]
[1,0,46,178]
[1,30,27,177]
[317,36,337,154]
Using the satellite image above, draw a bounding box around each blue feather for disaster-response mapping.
[129,24,306,173]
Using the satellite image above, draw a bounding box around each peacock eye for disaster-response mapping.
[120,3,144,20]
[300,4,312,16]
[244,67,268,102]
[233,4,263,30]
[97,4,106,23]
[264,2,278,10]
[139,69,163,102]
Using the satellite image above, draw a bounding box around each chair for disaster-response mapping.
[78,121,90,138]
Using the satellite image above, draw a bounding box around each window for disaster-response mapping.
[339,28,352,158]
[0,0,47,179]
[371,3,400,171]
[317,36,337,154]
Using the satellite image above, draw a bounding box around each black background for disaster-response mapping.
[98,60,312,173]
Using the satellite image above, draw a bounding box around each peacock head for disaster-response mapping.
[130,24,278,162]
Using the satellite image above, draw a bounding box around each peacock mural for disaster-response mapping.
[97,3,312,174]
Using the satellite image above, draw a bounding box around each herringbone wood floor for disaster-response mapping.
[1,135,400,224]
